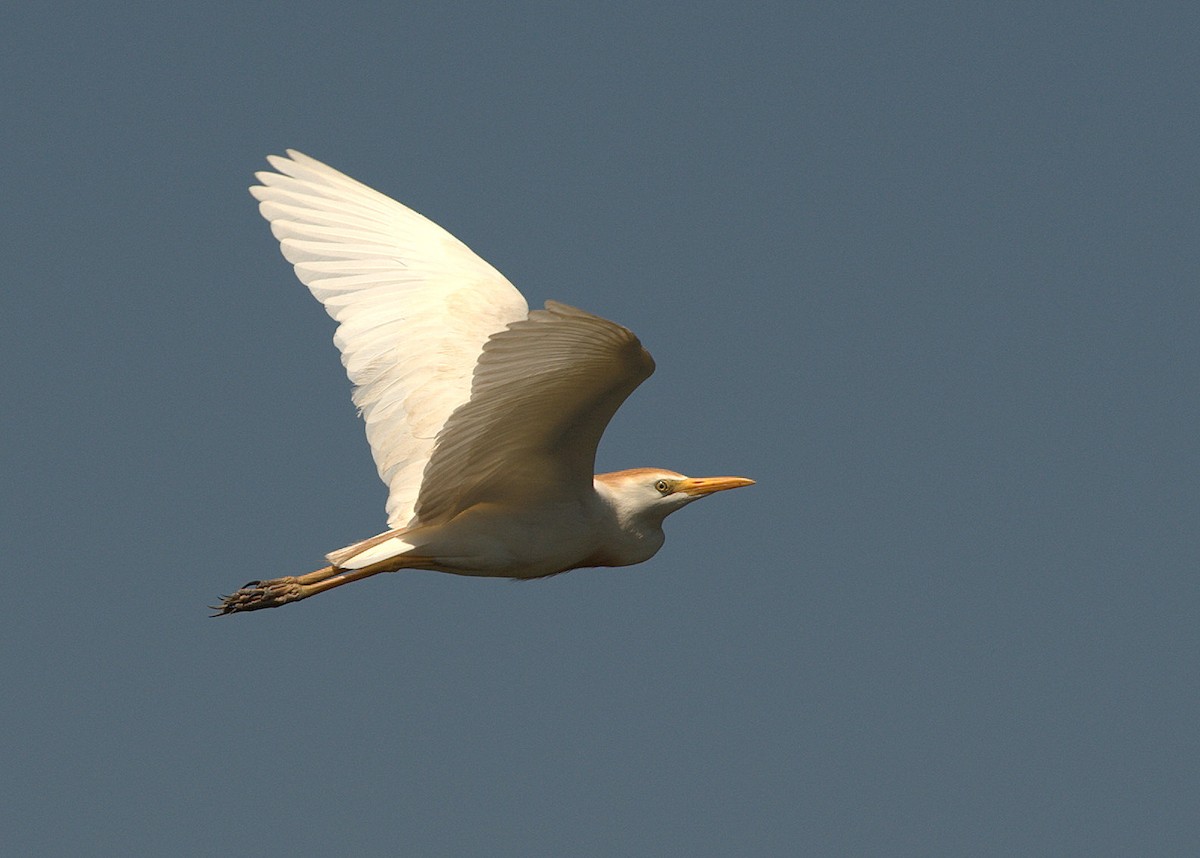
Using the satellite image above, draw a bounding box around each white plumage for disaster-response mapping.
[215,151,752,614]
[252,150,528,531]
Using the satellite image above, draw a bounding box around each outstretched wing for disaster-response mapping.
[250,151,529,528]
[414,301,655,524]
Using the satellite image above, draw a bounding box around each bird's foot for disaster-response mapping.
[211,576,303,616]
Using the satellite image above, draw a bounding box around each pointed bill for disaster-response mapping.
[675,476,756,496]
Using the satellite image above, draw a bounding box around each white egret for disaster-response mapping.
[215,151,753,614]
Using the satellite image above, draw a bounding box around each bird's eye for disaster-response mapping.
[655,479,671,494]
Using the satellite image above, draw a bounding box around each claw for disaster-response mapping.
[209,576,303,616]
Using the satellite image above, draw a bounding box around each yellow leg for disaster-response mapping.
[211,563,388,615]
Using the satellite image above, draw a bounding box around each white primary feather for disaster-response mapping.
[250,150,528,529]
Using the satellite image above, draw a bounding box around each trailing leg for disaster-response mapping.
[212,551,435,616]
[211,564,345,615]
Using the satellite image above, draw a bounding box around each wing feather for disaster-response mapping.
[250,151,528,528]
[414,302,655,524]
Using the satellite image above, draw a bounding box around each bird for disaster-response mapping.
[213,151,753,614]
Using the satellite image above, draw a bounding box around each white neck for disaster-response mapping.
[591,476,669,567]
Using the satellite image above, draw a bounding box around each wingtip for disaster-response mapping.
[264,153,293,174]
[284,148,314,164]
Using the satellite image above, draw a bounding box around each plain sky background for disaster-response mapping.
[2,4,1197,856]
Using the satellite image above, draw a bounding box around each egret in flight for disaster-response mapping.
[214,151,753,614]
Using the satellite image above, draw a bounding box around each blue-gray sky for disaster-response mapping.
[3,4,1197,855]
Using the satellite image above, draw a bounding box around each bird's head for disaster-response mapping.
[595,468,755,526]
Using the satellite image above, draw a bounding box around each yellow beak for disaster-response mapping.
[675,476,756,496]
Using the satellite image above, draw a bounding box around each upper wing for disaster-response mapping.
[250,150,529,528]
[414,301,656,524]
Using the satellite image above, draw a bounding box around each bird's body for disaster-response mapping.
[340,470,669,579]
[215,152,752,614]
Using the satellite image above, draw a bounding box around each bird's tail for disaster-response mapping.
[324,526,425,569]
